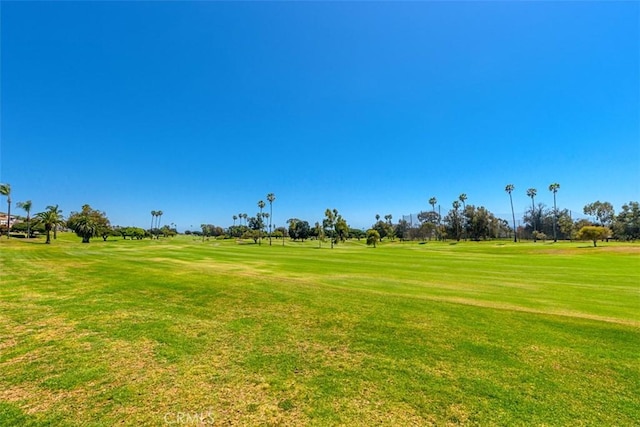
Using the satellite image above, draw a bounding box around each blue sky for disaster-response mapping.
[1,1,638,230]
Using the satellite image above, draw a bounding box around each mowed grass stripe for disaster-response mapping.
[0,234,638,425]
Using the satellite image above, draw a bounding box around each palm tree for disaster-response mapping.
[267,193,275,246]
[429,197,437,213]
[429,197,438,240]
[233,215,237,226]
[17,200,33,238]
[505,184,517,242]
[0,183,11,238]
[459,194,468,240]
[549,183,560,242]
[157,210,163,229]
[46,205,63,239]
[526,188,537,240]
[459,193,467,210]
[242,213,248,226]
[35,206,65,244]
[150,210,157,235]
[68,215,98,243]
[257,201,265,245]
[452,200,462,241]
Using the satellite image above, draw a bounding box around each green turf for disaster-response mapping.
[1,234,638,425]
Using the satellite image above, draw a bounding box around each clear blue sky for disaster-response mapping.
[1,1,638,230]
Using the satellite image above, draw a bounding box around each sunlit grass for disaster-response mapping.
[1,234,638,425]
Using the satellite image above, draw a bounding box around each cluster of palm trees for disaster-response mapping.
[506,183,560,242]
[150,210,164,238]
[34,205,65,244]
[230,193,277,246]
[423,194,468,240]
[0,182,564,245]
[1,182,66,243]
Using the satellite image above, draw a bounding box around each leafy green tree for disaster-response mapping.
[119,226,146,240]
[452,200,463,241]
[395,219,410,241]
[249,215,265,234]
[16,200,33,238]
[371,220,393,241]
[584,201,614,227]
[287,218,310,241]
[335,215,349,242]
[366,229,380,247]
[160,225,178,237]
[0,183,11,238]
[323,209,337,248]
[523,202,544,241]
[11,220,45,236]
[557,209,574,241]
[67,205,110,243]
[462,205,504,241]
[576,226,610,247]
[613,201,640,241]
[417,221,436,241]
[242,229,261,244]
[314,222,324,247]
[505,184,517,242]
[34,206,65,244]
[417,210,439,240]
[349,227,365,240]
[549,183,560,242]
[323,209,348,248]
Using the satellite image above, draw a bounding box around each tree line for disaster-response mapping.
[1,183,639,245]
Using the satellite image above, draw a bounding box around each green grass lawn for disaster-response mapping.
[1,234,638,425]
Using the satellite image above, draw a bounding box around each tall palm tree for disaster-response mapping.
[46,205,63,239]
[526,188,537,240]
[452,200,462,241]
[267,193,275,246]
[242,213,248,226]
[505,184,517,242]
[150,210,157,235]
[375,214,380,222]
[0,183,11,238]
[459,193,467,210]
[35,206,65,244]
[257,200,265,245]
[459,194,468,240]
[429,197,438,240]
[157,210,163,229]
[429,197,437,213]
[233,215,237,226]
[549,183,560,242]
[17,200,33,238]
